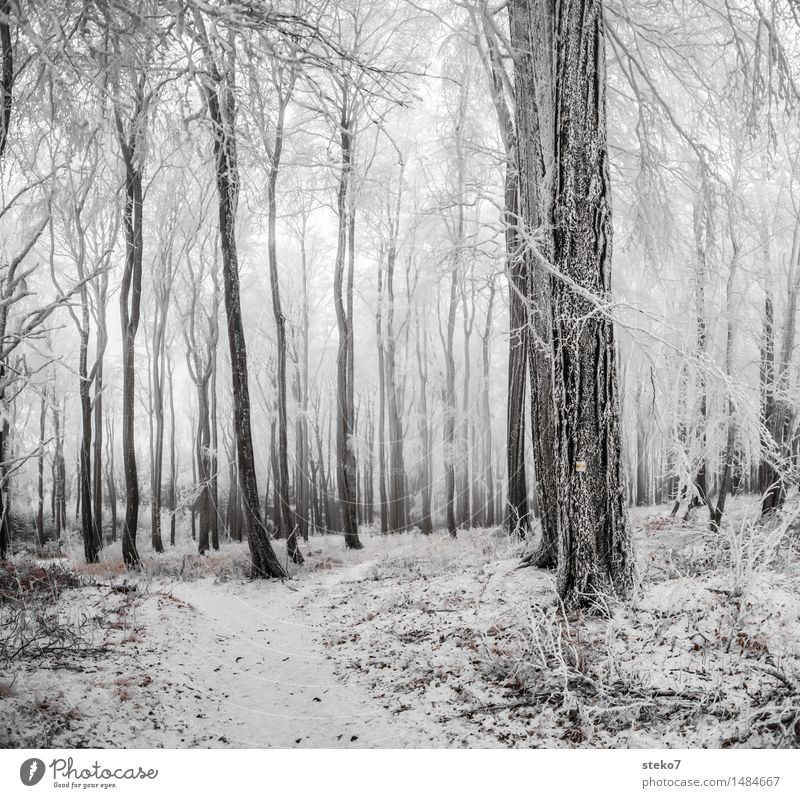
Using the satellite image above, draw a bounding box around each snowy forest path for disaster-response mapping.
[133,543,438,748]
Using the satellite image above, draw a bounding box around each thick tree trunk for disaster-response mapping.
[512,0,633,604]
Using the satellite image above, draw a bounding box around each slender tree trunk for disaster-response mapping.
[266,101,302,564]
[168,354,177,546]
[443,270,458,539]
[201,37,286,577]
[711,187,741,529]
[375,257,389,534]
[385,232,407,533]
[78,296,98,563]
[36,389,46,549]
[105,413,117,543]
[150,302,166,554]
[333,94,362,550]
[416,316,433,535]
[92,290,107,550]
[481,282,496,527]
[510,0,559,568]
[118,139,143,568]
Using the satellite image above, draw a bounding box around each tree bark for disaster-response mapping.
[116,106,144,568]
[266,80,302,564]
[333,86,362,550]
[197,20,286,576]
[512,0,633,604]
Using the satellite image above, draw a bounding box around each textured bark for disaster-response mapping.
[0,2,11,560]
[512,0,633,604]
[510,0,558,568]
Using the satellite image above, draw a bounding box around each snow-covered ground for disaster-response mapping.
[2,501,800,748]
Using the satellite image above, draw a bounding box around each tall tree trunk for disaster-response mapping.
[375,256,389,534]
[385,241,407,533]
[480,281,496,527]
[92,288,107,550]
[266,93,302,564]
[105,413,117,543]
[333,91,362,550]
[36,388,46,549]
[0,0,11,561]
[117,125,143,568]
[150,299,166,554]
[78,295,98,563]
[52,389,66,539]
[711,187,741,529]
[512,0,633,604]
[443,270,458,539]
[683,168,711,520]
[168,354,177,546]
[458,274,474,528]
[416,316,433,535]
[198,24,286,577]
[510,0,559,568]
